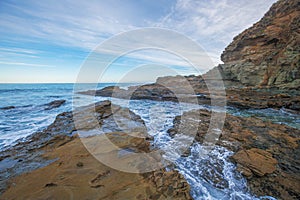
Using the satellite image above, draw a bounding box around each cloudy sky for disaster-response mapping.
[0,0,276,83]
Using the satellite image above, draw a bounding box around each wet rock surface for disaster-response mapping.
[225,87,300,111]
[0,100,192,199]
[0,100,139,193]
[168,109,300,199]
[144,170,192,199]
[1,134,192,200]
[232,148,278,177]
[43,99,66,110]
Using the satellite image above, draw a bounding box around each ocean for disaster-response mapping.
[0,83,298,200]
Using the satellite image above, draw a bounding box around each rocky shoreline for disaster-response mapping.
[1,0,299,199]
[168,109,300,199]
[1,100,299,199]
[1,135,192,199]
[0,100,192,199]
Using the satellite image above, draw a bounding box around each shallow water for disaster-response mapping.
[0,83,133,148]
[123,99,276,200]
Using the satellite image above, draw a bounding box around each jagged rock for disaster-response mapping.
[145,169,192,199]
[0,134,191,200]
[0,101,147,193]
[81,75,300,111]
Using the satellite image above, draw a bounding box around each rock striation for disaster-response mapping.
[219,0,300,88]
[1,134,192,200]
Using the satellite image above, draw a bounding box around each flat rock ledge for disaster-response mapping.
[0,100,192,199]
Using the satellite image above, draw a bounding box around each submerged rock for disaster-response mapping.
[44,100,66,110]
[0,106,15,110]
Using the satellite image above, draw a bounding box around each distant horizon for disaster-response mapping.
[0,82,147,84]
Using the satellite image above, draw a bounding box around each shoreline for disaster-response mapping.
[1,99,299,199]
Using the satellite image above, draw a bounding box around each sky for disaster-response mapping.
[0,0,276,83]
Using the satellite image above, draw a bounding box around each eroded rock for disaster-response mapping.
[220,0,300,88]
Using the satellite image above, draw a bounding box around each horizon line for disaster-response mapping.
[0,82,150,84]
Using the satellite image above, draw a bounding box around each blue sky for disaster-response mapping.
[0,0,276,83]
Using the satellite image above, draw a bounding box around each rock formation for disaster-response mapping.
[219,0,300,88]
[80,0,300,111]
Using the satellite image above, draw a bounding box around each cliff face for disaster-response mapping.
[219,0,300,88]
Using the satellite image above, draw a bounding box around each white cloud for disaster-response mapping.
[0,0,138,50]
[0,61,54,68]
[0,47,41,55]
